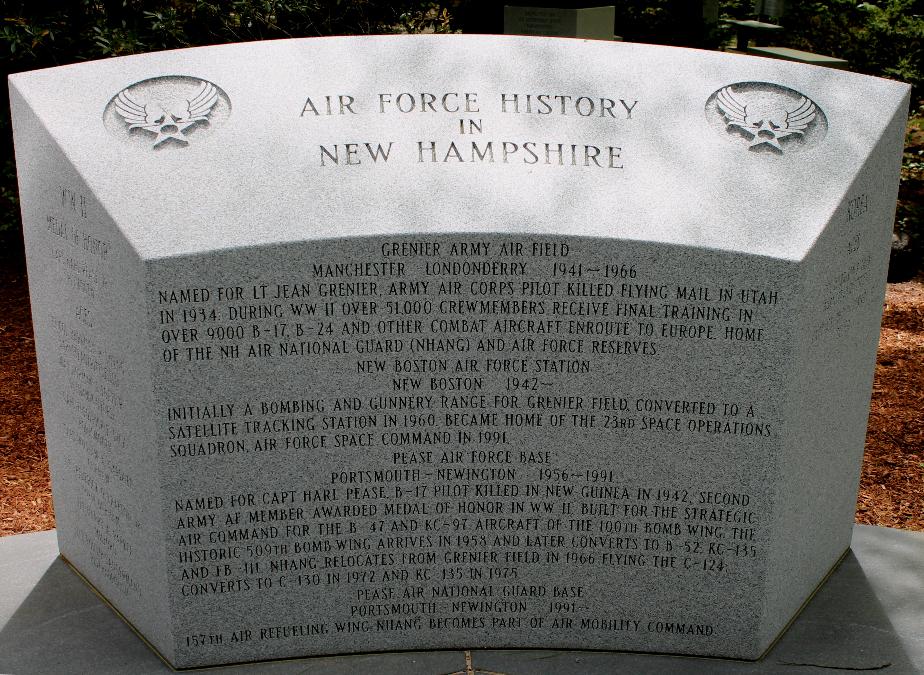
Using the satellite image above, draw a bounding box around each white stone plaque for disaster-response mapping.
[9,35,909,668]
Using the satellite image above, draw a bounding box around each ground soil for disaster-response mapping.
[856,276,924,529]
[1,262,53,535]
[1,263,922,536]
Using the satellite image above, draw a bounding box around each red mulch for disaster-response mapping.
[856,277,924,530]
[0,263,53,535]
[0,265,922,535]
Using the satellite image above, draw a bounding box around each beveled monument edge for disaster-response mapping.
[0,525,921,673]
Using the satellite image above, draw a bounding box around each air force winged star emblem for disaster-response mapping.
[714,85,818,153]
[114,80,219,148]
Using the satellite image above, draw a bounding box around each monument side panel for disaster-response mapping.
[761,90,910,648]
[9,80,174,660]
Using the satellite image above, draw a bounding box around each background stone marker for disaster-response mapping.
[9,35,910,668]
[503,6,616,40]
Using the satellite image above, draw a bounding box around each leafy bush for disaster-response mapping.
[895,102,924,278]
[779,0,923,95]
[612,0,732,49]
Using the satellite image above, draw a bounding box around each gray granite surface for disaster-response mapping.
[10,35,909,261]
[8,36,912,667]
[1,525,921,673]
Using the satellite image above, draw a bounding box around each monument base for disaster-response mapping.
[1,525,921,673]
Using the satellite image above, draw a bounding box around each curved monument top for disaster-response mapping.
[9,34,910,262]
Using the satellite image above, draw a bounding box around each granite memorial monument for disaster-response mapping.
[9,35,910,668]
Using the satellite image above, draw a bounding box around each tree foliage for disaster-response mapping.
[778,0,923,94]
[2,1,452,63]
[614,0,732,48]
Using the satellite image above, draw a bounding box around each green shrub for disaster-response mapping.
[780,0,923,95]
[613,0,732,49]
